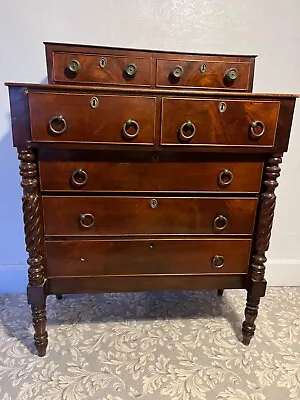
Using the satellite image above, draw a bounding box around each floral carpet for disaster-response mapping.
[0,287,299,400]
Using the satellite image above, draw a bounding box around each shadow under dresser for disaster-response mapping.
[5,42,298,356]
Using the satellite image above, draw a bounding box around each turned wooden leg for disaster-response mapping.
[56,294,63,300]
[217,289,224,296]
[31,304,48,357]
[242,293,260,345]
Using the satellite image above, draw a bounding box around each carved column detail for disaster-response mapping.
[18,148,48,357]
[242,153,283,345]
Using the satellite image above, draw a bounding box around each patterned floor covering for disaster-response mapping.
[0,287,299,400]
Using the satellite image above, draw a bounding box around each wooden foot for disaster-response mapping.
[242,293,260,346]
[56,294,63,300]
[31,304,48,357]
[217,289,224,296]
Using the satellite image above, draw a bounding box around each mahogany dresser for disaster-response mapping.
[6,42,297,356]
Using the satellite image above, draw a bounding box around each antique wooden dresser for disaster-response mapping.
[6,42,297,356]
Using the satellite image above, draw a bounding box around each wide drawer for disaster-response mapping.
[42,196,257,236]
[39,154,264,193]
[45,238,251,277]
[156,59,251,90]
[161,98,280,147]
[28,92,155,144]
[52,52,152,86]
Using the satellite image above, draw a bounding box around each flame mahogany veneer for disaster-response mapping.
[5,42,297,356]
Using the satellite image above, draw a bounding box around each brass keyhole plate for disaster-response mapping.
[219,101,227,113]
[90,97,99,109]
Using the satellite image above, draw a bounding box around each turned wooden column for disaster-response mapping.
[18,148,48,357]
[242,153,282,345]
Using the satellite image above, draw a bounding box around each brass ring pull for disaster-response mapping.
[48,115,67,135]
[124,63,137,77]
[171,65,184,78]
[79,213,95,229]
[213,215,228,231]
[218,169,233,187]
[122,119,140,140]
[224,67,238,83]
[71,169,88,187]
[179,121,196,142]
[67,59,81,73]
[212,255,224,269]
[249,120,265,140]
[150,199,158,209]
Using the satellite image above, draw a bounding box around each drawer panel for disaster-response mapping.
[156,59,251,90]
[39,156,263,193]
[53,52,151,86]
[161,98,280,147]
[42,196,257,236]
[45,238,251,277]
[28,92,155,144]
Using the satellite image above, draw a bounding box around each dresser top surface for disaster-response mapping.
[5,82,298,99]
[43,41,258,58]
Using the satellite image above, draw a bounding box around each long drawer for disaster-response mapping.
[42,196,257,236]
[28,92,156,144]
[39,153,264,193]
[45,238,252,277]
[161,98,280,147]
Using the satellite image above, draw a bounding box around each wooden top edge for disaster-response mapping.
[42,41,258,58]
[4,82,299,99]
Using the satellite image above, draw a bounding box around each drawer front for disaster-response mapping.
[161,98,280,147]
[28,92,155,144]
[39,157,263,193]
[42,196,257,236]
[52,52,151,86]
[45,238,251,277]
[156,59,251,90]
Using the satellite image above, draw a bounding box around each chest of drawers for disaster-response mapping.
[6,42,297,357]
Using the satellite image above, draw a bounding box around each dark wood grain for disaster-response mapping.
[39,153,264,193]
[45,238,252,277]
[47,274,248,294]
[156,59,251,90]
[42,196,257,236]
[28,92,156,144]
[242,153,282,345]
[7,87,31,147]
[53,52,152,86]
[18,148,48,357]
[161,98,280,147]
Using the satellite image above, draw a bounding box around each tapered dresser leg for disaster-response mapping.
[242,153,282,345]
[31,304,48,357]
[217,289,224,296]
[18,148,48,356]
[56,294,63,300]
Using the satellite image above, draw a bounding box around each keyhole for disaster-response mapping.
[90,96,99,109]
[219,101,227,113]
[99,57,107,68]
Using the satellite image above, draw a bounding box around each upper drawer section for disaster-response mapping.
[156,59,251,91]
[52,52,152,87]
[28,92,156,145]
[161,98,280,148]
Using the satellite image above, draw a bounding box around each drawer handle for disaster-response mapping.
[48,115,67,135]
[218,169,233,187]
[79,213,95,229]
[125,63,137,77]
[122,119,140,140]
[171,64,184,78]
[71,169,88,187]
[224,67,238,83]
[67,59,81,74]
[213,215,228,231]
[212,255,224,269]
[179,121,196,142]
[249,120,265,139]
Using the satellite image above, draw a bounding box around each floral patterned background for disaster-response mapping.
[0,287,299,399]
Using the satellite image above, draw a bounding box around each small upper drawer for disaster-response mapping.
[156,59,251,91]
[161,98,280,147]
[28,92,155,145]
[52,52,152,86]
